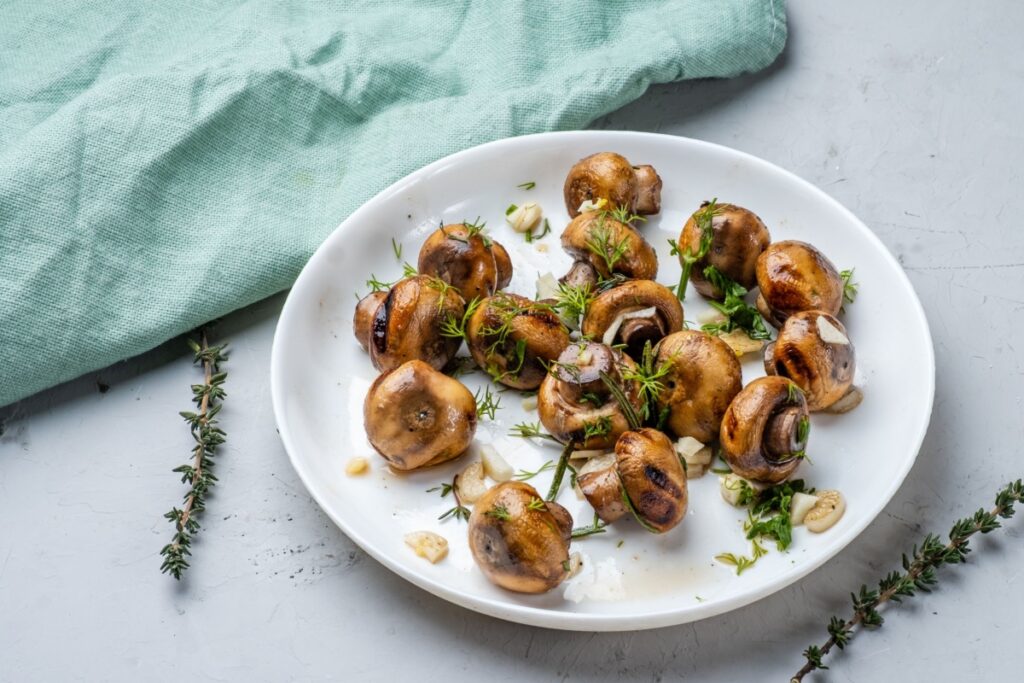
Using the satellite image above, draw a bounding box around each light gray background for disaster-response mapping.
[2,2,1022,680]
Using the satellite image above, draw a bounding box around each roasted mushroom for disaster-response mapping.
[653,330,743,443]
[581,280,683,359]
[563,152,662,218]
[466,292,570,389]
[363,360,476,471]
[537,341,643,449]
[417,223,513,301]
[720,376,810,484]
[763,310,856,411]
[369,275,465,372]
[578,428,687,533]
[353,291,386,352]
[756,240,844,327]
[561,210,658,281]
[677,202,770,299]
[468,481,572,594]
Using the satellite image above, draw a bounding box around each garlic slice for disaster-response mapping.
[535,272,559,301]
[480,445,513,482]
[602,306,658,346]
[804,490,846,532]
[816,316,850,345]
[455,461,488,503]
[507,202,542,234]
[790,492,820,526]
[577,198,607,214]
[404,531,448,563]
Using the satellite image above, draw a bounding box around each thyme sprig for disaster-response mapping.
[792,479,1024,682]
[159,330,228,580]
[674,199,718,301]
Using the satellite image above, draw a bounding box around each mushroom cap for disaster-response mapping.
[654,330,743,443]
[363,360,477,471]
[353,291,386,352]
[468,481,572,594]
[537,341,643,449]
[581,280,684,359]
[678,203,770,298]
[766,310,855,411]
[720,376,810,484]
[564,152,638,218]
[466,292,570,390]
[369,275,464,373]
[561,211,658,281]
[615,428,688,533]
[417,224,513,301]
[755,240,843,326]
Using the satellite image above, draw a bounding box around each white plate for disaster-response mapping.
[270,131,934,631]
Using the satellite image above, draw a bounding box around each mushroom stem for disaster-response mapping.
[578,466,628,524]
[632,165,662,215]
[545,441,575,501]
[617,316,667,360]
[560,260,599,291]
[764,406,805,461]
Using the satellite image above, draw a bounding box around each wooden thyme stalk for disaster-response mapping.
[792,479,1024,681]
[159,330,228,580]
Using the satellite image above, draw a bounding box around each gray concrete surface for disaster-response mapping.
[2,2,1022,680]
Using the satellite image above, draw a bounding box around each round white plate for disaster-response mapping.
[270,131,934,631]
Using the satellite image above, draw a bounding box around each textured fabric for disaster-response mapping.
[0,1,786,406]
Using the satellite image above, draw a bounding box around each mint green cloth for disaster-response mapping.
[0,1,786,406]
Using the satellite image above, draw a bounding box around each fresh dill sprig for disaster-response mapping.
[840,268,859,308]
[517,181,536,190]
[571,513,609,539]
[552,281,594,329]
[509,421,561,443]
[792,480,1024,682]
[700,265,771,340]
[526,497,547,512]
[474,385,502,420]
[675,198,718,301]
[515,460,554,481]
[621,341,672,422]
[429,475,471,523]
[485,505,512,521]
[525,218,551,243]
[159,329,228,580]
[364,274,394,295]
[402,262,418,278]
[391,237,403,261]
[441,297,482,342]
[585,218,631,274]
[604,204,647,226]
[581,416,613,441]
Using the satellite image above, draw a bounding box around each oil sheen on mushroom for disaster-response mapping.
[678,202,770,299]
[369,275,465,373]
[561,211,658,281]
[755,240,844,326]
[581,280,683,360]
[417,223,513,301]
[563,152,662,218]
[763,310,855,411]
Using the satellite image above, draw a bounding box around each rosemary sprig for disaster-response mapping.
[428,475,471,523]
[546,441,576,501]
[598,370,642,431]
[571,512,609,539]
[474,385,501,420]
[700,265,771,340]
[792,480,1024,682]
[515,460,554,481]
[159,330,228,580]
[675,198,718,301]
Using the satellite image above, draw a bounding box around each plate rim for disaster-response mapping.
[269,130,936,631]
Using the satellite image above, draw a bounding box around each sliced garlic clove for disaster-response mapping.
[404,531,448,563]
[507,202,542,233]
[697,309,727,326]
[790,492,820,526]
[720,473,753,506]
[577,198,607,214]
[480,445,513,482]
[521,394,539,411]
[455,461,488,503]
[686,464,706,479]
[535,272,559,301]
[816,316,850,345]
[719,329,766,357]
[804,490,845,532]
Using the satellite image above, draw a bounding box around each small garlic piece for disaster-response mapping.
[676,436,712,478]
[535,272,559,301]
[480,445,513,482]
[577,197,607,214]
[535,243,549,253]
[804,490,846,532]
[816,316,850,345]
[455,461,488,503]
[404,531,448,563]
[506,202,542,234]
[521,395,539,411]
[345,457,369,476]
[790,492,820,526]
[719,329,765,357]
[824,386,863,414]
[720,473,754,506]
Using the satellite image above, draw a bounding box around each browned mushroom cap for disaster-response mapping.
[755,241,843,327]
[653,330,743,443]
[578,428,687,533]
[563,152,662,218]
[468,481,572,594]
[632,165,662,215]
[678,202,770,299]
[363,360,477,471]
[353,291,386,352]
[720,376,810,484]
[417,224,513,301]
[465,292,570,389]
[537,341,643,449]
[369,275,465,373]
[561,211,658,281]
[581,280,683,360]
[764,310,855,411]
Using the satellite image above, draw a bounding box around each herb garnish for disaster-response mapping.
[585,219,631,274]
[509,421,560,442]
[440,297,483,342]
[674,199,719,301]
[517,181,536,190]
[428,475,471,523]
[515,460,554,481]
[621,341,672,422]
[700,265,771,340]
[474,385,501,420]
[485,505,512,521]
[571,513,608,539]
[525,218,551,243]
[391,237,402,261]
[840,268,859,308]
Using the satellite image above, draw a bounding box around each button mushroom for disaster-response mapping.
[468,481,573,594]
[537,341,644,449]
[755,240,843,327]
[763,310,856,411]
[653,330,743,443]
[677,202,770,299]
[353,291,386,352]
[577,428,688,533]
[369,275,465,373]
[581,280,683,360]
[465,292,570,389]
[563,152,662,218]
[417,223,513,301]
[720,376,810,484]
[561,210,658,282]
[363,360,477,471]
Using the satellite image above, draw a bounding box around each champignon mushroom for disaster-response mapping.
[363,360,477,471]
[578,428,687,533]
[563,152,662,218]
[755,240,844,327]
[468,481,572,594]
[677,202,770,299]
[653,330,743,443]
[417,224,513,301]
[561,211,658,281]
[537,341,644,449]
[720,376,810,484]
[581,280,683,360]
[466,292,570,389]
[369,275,465,373]
[763,310,856,411]
[353,291,386,352]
